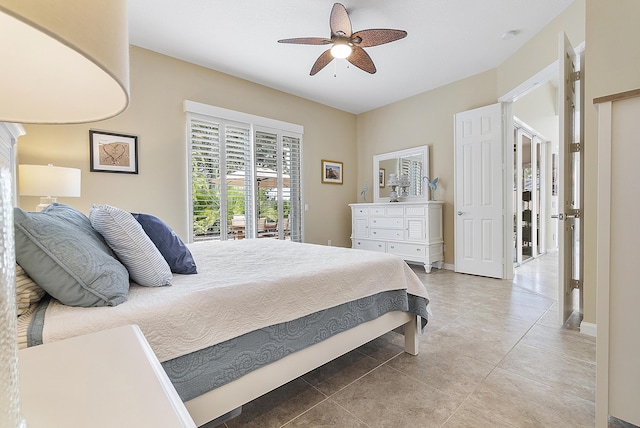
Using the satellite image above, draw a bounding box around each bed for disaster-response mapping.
[14,204,430,427]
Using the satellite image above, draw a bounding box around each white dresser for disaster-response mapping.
[349,202,444,272]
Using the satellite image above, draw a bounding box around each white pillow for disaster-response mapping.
[89,205,172,287]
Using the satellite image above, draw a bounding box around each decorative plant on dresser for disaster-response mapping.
[349,202,444,273]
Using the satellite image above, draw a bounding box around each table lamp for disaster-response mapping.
[18,164,81,211]
[387,174,400,202]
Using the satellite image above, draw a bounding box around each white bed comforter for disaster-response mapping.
[42,239,429,362]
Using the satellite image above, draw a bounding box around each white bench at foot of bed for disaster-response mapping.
[185,311,421,427]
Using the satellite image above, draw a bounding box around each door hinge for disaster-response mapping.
[570,142,581,153]
[566,208,581,219]
[571,70,581,82]
[572,279,582,290]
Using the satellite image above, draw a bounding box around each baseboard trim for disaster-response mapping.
[580,321,597,337]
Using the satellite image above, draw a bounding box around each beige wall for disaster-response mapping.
[583,0,640,325]
[18,46,357,247]
[356,0,588,314]
[497,0,585,98]
[356,70,498,266]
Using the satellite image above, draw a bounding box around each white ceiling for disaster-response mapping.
[128,0,574,114]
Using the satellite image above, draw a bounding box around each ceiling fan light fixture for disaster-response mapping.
[278,3,406,75]
[330,42,352,59]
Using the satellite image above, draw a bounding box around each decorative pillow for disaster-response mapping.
[15,264,46,316]
[13,203,129,307]
[89,204,172,287]
[132,213,197,274]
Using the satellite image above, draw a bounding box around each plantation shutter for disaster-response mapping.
[224,123,253,237]
[186,101,303,243]
[283,135,302,241]
[255,130,279,236]
[410,159,423,197]
[189,116,221,242]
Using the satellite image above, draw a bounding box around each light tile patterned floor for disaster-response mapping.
[222,254,600,427]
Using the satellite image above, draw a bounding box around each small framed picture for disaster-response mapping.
[379,168,386,188]
[321,160,343,185]
[89,130,138,174]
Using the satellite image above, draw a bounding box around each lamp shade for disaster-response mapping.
[19,164,81,198]
[0,0,129,124]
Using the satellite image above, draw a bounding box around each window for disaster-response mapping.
[185,101,303,243]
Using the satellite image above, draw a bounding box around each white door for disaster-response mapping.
[454,103,505,278]
[557,32,584,324]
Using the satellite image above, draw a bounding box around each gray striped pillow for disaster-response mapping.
[15,264,46,316]
[89,205,172,287]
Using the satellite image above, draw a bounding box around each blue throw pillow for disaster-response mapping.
[132,213,197,274]
[14,203,129,307]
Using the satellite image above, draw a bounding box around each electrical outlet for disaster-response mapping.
[327,239,332,246]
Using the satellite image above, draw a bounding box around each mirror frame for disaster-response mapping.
[373,145,430,203]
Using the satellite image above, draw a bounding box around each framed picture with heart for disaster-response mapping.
[89,130,138,174]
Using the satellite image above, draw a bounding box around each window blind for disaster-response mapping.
[190,117,221,242]
[187,105,303,243]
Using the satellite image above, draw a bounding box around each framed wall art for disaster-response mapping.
[321,160,343,184]
[379,168,385,187]
[90,130,138,174]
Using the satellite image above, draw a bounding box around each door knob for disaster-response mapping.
[457,211,463,216]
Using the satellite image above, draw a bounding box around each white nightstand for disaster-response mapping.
[18,325,196,428]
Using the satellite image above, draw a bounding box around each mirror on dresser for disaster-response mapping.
[373,145,429,203]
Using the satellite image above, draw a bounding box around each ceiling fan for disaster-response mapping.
[277,3,407,76]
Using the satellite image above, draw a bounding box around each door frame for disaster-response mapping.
[499,64,555,280]
[498,41,585,316]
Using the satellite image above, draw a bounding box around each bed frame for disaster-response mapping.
[185,311,420,426]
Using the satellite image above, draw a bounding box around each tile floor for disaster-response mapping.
[221,254,602,427]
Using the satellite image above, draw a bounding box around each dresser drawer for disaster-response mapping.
[386,206,404,216]
[387,242,426,259]
[370,228,404,240]
[405,206,426,216]
[370,206,385,216]
[370,217,403,228]
[352,239,385,252]
[352,207,369,217]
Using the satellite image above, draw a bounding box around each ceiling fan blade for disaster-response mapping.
[330,3,352,37]
[278,37,332,45]
[347,46,376,74]
[310,49,335,76]
[352,29,407,47]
